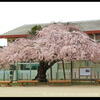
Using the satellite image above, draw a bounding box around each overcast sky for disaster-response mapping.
[0,2,100,34]
[0,2,100,46]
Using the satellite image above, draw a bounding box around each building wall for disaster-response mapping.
[7,37,18,43]
[88,34,100,42]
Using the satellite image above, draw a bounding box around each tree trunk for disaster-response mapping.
[34,61,57,82]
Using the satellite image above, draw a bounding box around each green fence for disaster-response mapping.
[0,61,100,81]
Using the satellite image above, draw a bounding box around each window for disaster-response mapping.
[95,34,100,40]
[88,34,94,39]
[19,63,40,70]
[31,64,40,70]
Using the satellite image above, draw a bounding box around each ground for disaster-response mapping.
[0,85,100,97]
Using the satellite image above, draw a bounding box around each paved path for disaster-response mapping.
[0,85,100,97]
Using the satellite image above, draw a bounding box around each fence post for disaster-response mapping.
[62,60,66,80]
[71,61,73,83]
[74,72,76,79]
[56,63,59,80]
[94,72,96,79]
[16,62,18,81]
[90,67,92,84]
[29,61,31,80]
[27,74,28,80]
[47,73,49,80]
[21,73,23,80]
[97,72,99,80]
[79,67,80,82]
[50,67,52,80]
[3,70,5,81]
[10,64,15,82]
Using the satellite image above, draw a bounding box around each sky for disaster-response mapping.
[0,2,100,46]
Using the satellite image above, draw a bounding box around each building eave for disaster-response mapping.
[0,34,31,38]
[0,30,100,39]
[84,30,100,34]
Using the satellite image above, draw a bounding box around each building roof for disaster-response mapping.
[68,19,100,31]
[2,24,39,35]
[1,19,100,36]
[2,23,49,36]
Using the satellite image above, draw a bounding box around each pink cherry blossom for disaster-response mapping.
[0,23,100,69]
